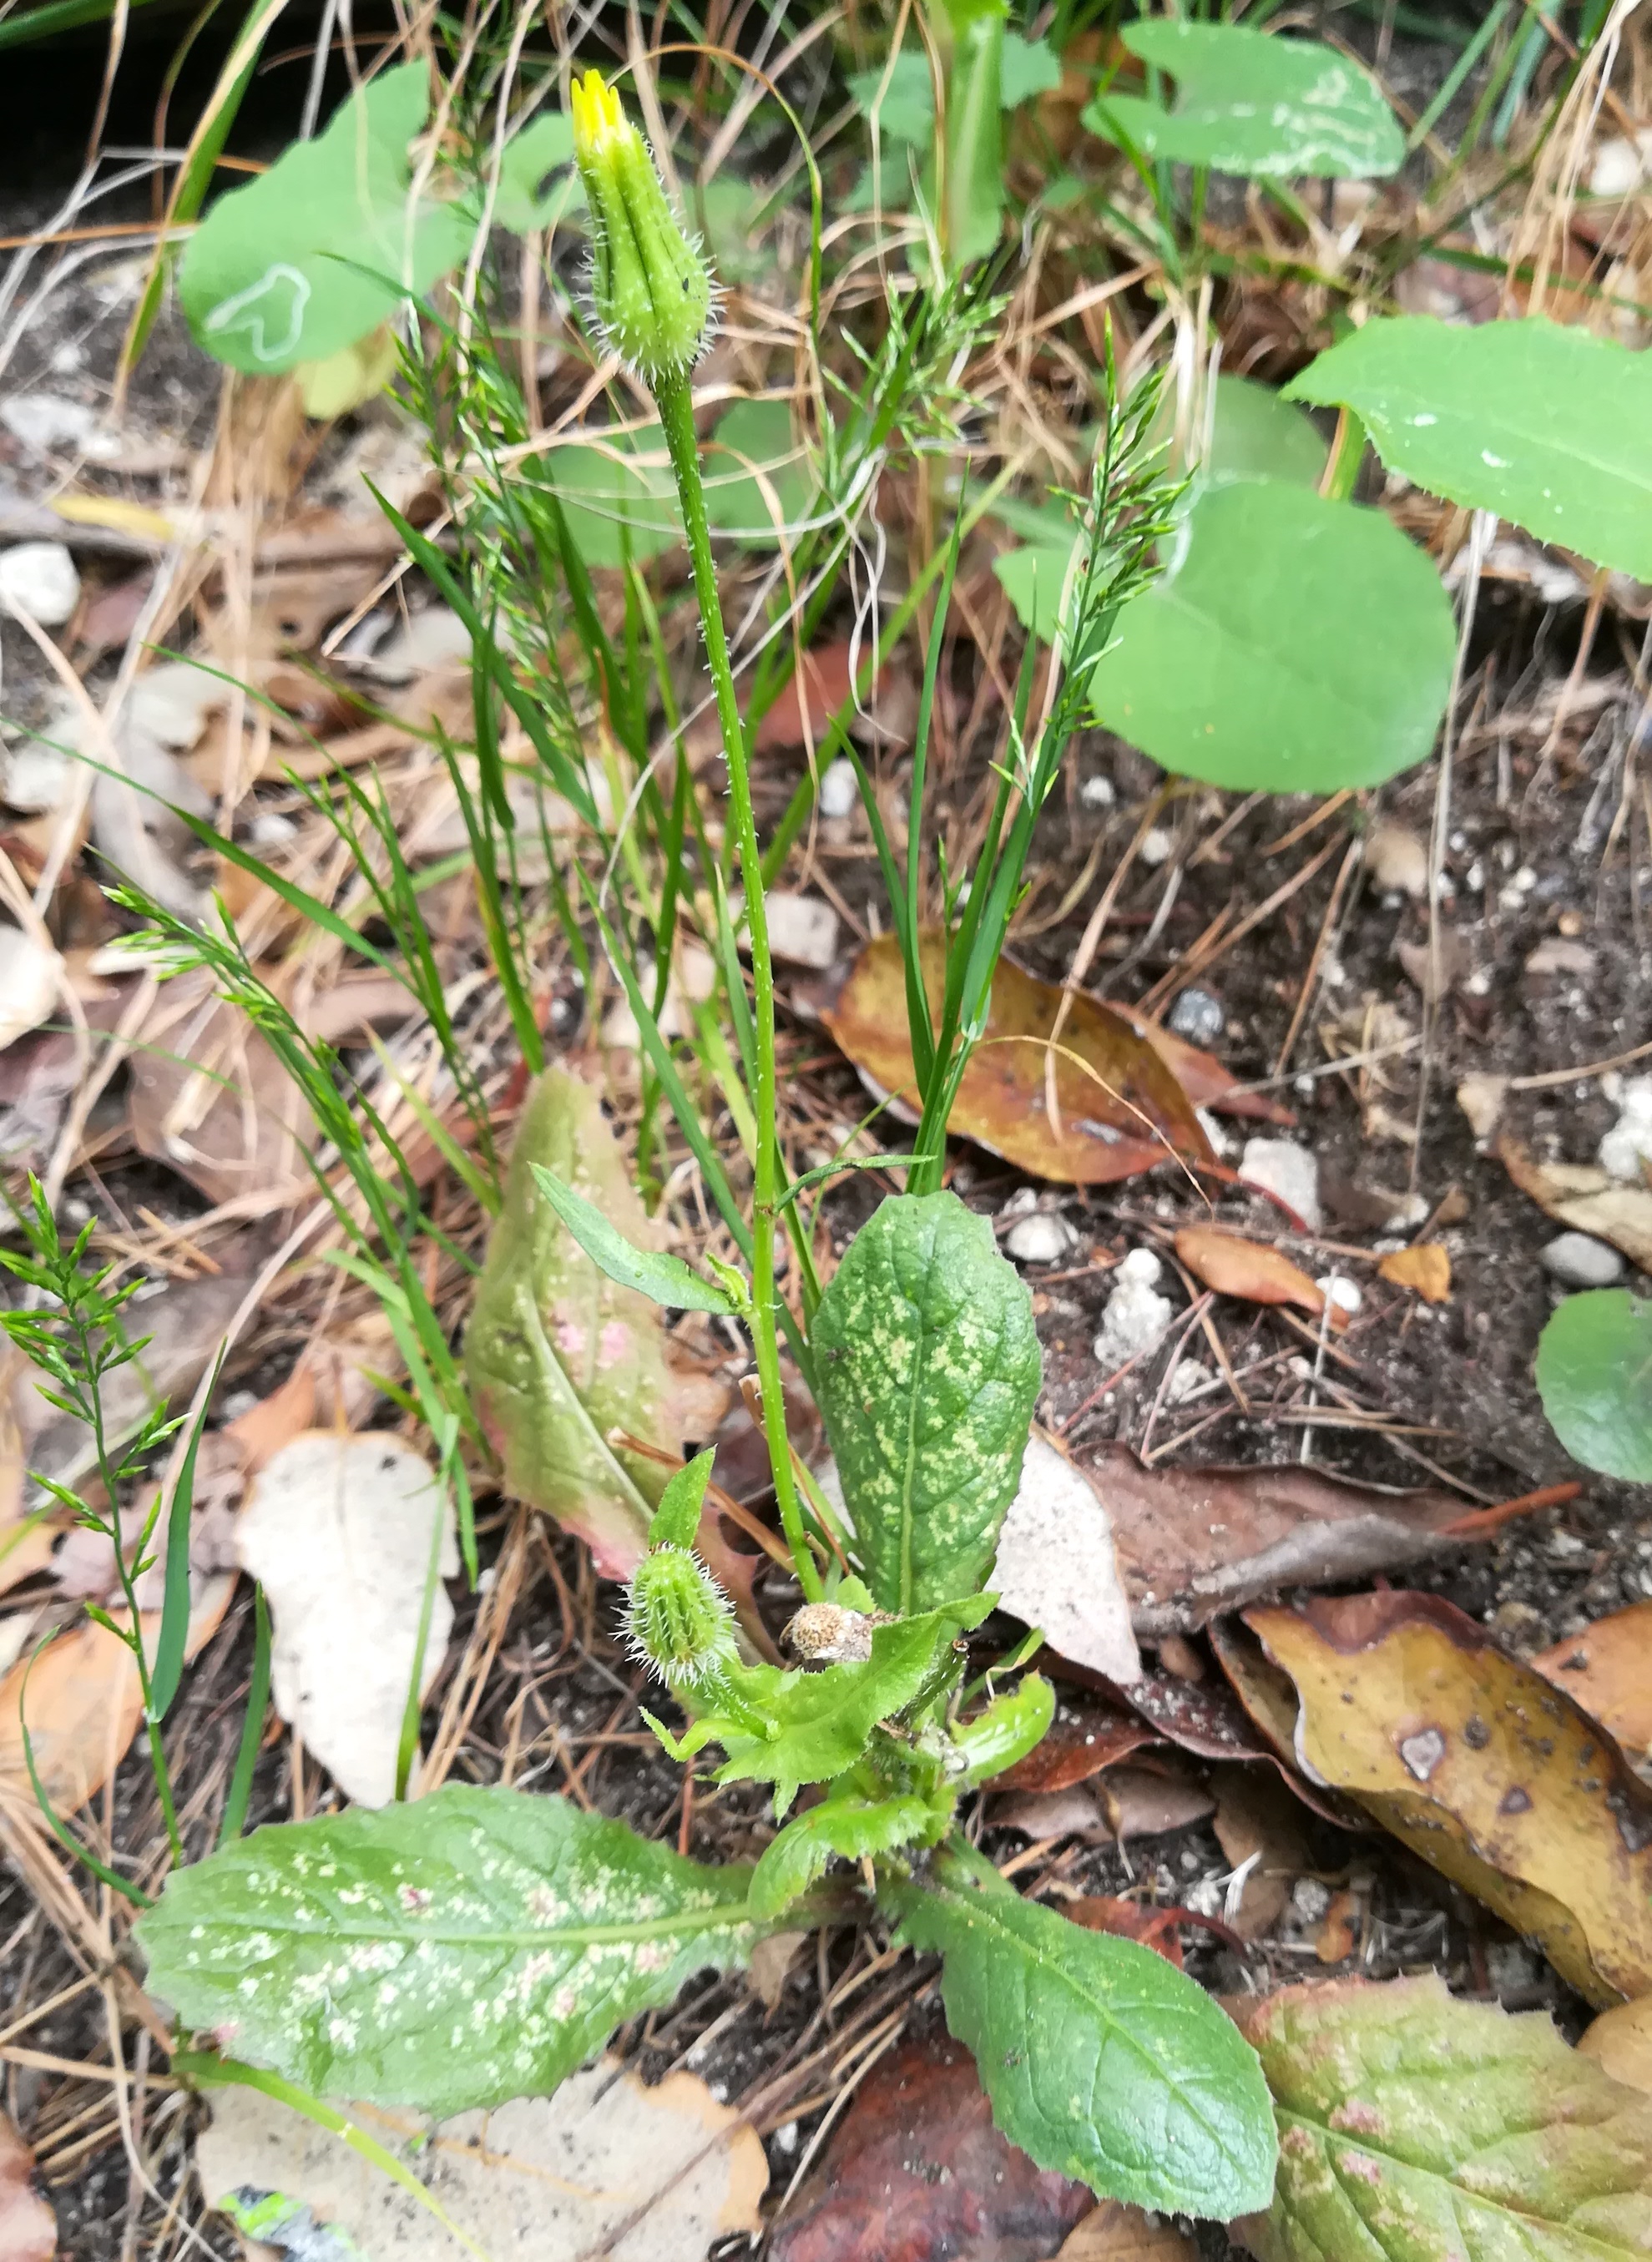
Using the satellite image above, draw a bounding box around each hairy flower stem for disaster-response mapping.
[653,366,821,1603]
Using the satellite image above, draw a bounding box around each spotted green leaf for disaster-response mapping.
[1229,1973,1652,2261]
[136,1786,763,2116]
[466,1068,684,1578]
[750,1790,939,1919]
[887,1840,1276,2217]
[812,1192,1041,1614]
[1084,22,1402,179]
[1285,315,1652,581]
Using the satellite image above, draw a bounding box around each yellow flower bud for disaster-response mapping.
[568,69,715,381]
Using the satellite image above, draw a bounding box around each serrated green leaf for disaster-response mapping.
[812,1192,1041,1615]
[750,1790,937,1918]
[887,1841,1276,2217]
[528,1163,737,1315]
[1229,1973,1652,2262]
[1087,479,1455,792]
[1285,315,1652,580]
[1000,31,1062,107]
[1084,23,1402,179]
[136,1786,764,2116]
[180,64,473,375]
[466,1069,684,1578]
[1537,1290,1652,1483]
[695,1595,993,1812]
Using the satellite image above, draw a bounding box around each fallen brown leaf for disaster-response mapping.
[994,1689,1157,1792]
[1118,1007,1295,1128]
[1175,1226,1344,1325]
[1377,1242,1452,1301]
[995,1766,1216,1845]
[1068,1894,1188,1967]
[1057,2201,1199,2260]
[1579,1997,1652,2095]
[0,2113,54,2262]
[822,933,1213,1185]
[127,969,312,1207]
[770,2038,1093,2262]
[1499,1136,1652,1274]
[1248,1591,1652,2004]
[1094,1443,1468,1636]
[1212,1765,1314,1939]
[1316,1888,1360,1962]
[1534,1602,1652,1758]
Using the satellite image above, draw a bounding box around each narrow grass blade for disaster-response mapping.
[148,1348,225,1722]
[217,1588,270,1849]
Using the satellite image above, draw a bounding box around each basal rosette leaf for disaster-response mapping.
[1230,1974,1652,2262]
[137,1787,763,2116]
[812,1192,1042,1613]
[887,1841,1276,2218]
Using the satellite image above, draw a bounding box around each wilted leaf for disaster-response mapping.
[1536,1290,1652,1482]
[195,2056,766,2261]
[1096,1443,1468,1636]
[993,1434,1141,1684]
[1086,22,1403,179]
[1377,1243,1452,1301]
[770,2037,1094,2262]
[0,2114,54,2262]
[888,1842,1277,2216]
[1499,1137,1652,1274]
[467,1068,688,1578]
[137,1785,766,2113]
[1248,1591,1652,2004]
[813,1192,1041,1613]
[822,935,1213,1184]
[1085,481,1455,795]
[996,1766,1216,1846]
[1230,1973,1652,2262]
[1536,1603,1652,1760]
[235,1432,456,1809]
[1286,316,1652,580]
[1175,1227,1342,1325]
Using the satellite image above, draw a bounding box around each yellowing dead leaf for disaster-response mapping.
[1579,1997,1652,2098]
[822,933,1212,1185]
[1377,1242,1452,1300]
[1175,1227,1344,1325]
[195,2056,767,2261]
[1249,1591,1652,2004]
[235,1432,457,1808]
[1535,1603,1652,1759]
[1500,1136,1652,1275]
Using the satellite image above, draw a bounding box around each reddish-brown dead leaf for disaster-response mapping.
[1534,1602,1652,1758]
[1499,1135,1652,1274]
[1175,1227,1343,1325]
[770,2037,1093,2262]
[1316,1889,1361,1962]
[1377,1243,1452,1301]
[1211,1765,1315,1939]
[1068,1895,1187,1967]
[993,1689,1157,1792]
[1093,1442,1468,1636]
[1248,1590,1652,2004]
[0,2113,55,2262]
[754,643,889,754]
[1118,1007,1295,1127]
[994,1765,1216,1845]
[822,934,1213,1185]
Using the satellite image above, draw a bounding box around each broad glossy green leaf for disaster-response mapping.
[528,1163,737,1315]
[137,1786,763,2115]
[1229,1973,1652,2261]
[674,1595,993,1812]
[704,400,815,549]
[1285,316,1652,579]
[1088,479,1455,792]
[813,1192,1041,1614]
[538,427,680,569]
[1203,375,1327,490]
[889,1842,1276,2216]
[1084,23,1402,179]
[493,112,583,231]
[1536,1290,1652,1483]
[466,1069,680,1578]
[181,64,473,375]
[750,1790,937,1918]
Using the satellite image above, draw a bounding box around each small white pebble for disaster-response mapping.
[0,540,80,627]
[774,2122,800,2155]
[818,755,857,820]
[1315,1275,1362,1315]
[1539,1232,1624,1289]
[1239,1137,1322,1229]
[1117,1247,1163,1288]
[1138,827,1173,867]
[1006,1213,1074,1265]
[1291,1877,1331,1923]
[1080,773,1115,810]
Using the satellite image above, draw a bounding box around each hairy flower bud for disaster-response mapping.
[568,70,715,381]
[624,1544,737,1689]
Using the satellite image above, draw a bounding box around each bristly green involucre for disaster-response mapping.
[624,1543,739,1689]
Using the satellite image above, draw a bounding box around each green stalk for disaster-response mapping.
[652,367,821,1603]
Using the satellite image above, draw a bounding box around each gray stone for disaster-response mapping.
[1168,987,1225,1044]
[1539,1231,1624,1289]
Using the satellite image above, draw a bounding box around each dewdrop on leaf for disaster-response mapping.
[624,1543,738,1690]
[568,70,715,381]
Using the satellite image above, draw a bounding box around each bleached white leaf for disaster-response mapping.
[993,1434,1142,1684]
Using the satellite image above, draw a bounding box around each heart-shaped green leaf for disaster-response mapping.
[1536,1289,1652,1483]
[1286,316,1652,580]
[181,64,473,375]
[1084,22,1402,179]
[813,1192,1042,1614]
[704,400,816,549]
[1086,478,1455,793]
[136,1787,764,2115]
[888,1840,1276,2217]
